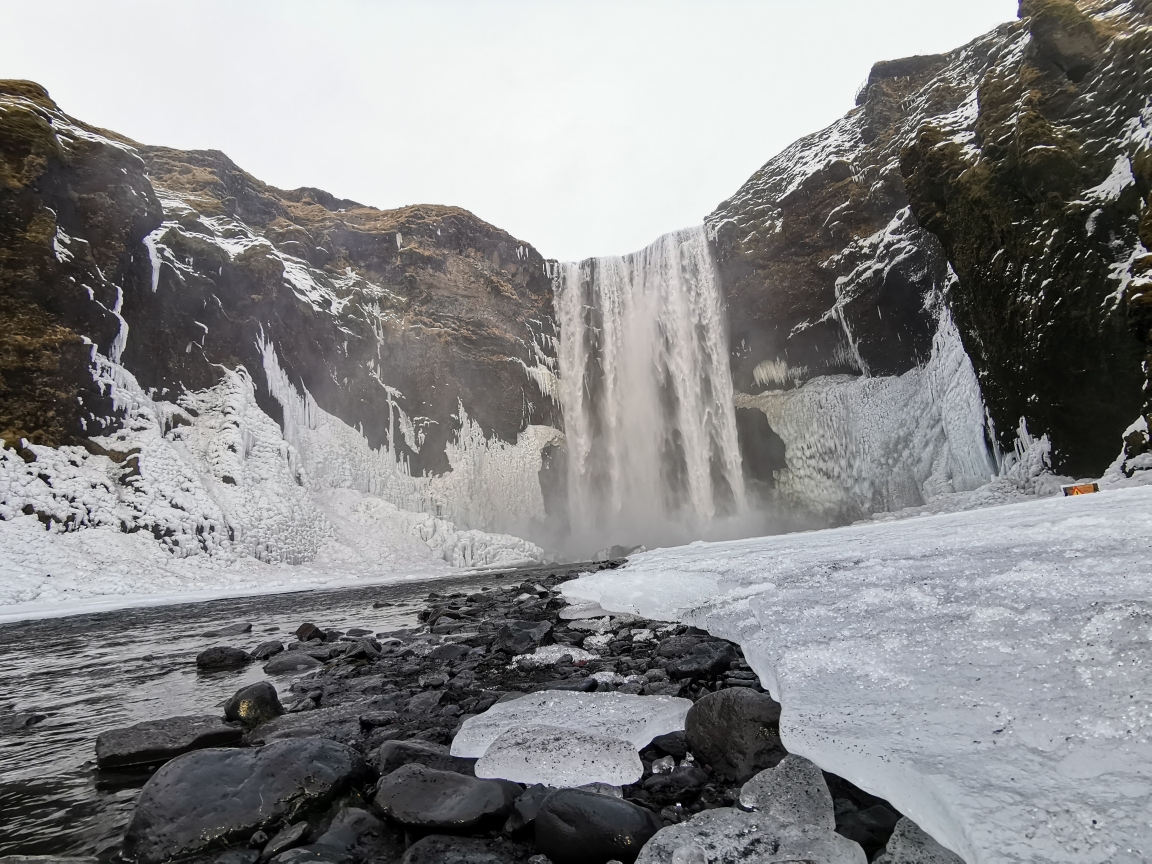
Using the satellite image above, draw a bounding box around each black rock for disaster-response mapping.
[428,643,470,663]
[252,641,285,661]
[503,783,553,833]
[271,806,402,864]
[373,740,477,776]
[641,765,709,793]
[534,789,662,864]
[649,731,688,758]
[533,677,597,693]
[197,646,252,670]
[202,623,253,638]
[344,628,373,637]
[95,715,243,769]
[0,711,47,732]
[401,835,528,864]
[684,688,785,783]
[262,821,308,860]
[373,764,519,831]
[655,636,701,658]
[225,682,285,729]
[264,653,323,674]
[218,850,261,864]
[666,642,736,680]
[405,690,444,714]
[496,620,552,655]
[837,803,902,857]
[296,623,326,642]
[121,737,368,864]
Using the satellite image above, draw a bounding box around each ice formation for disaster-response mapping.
[512,644,599,668]
[450,691,693,759]
[636,807,866,864]
[563,485,1152,863]
[738,754,835,830]
[474,724,643,787]
[554,226,747,551]
[737,270,998,522]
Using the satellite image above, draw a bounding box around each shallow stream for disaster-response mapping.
[0,571,525,859]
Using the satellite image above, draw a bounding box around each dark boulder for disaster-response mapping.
[502,783,553,833]
[225,682,285,729]
[641,764,709,793]
[534,789,662,864]
[496,620,552,655]
[201,623,253,638]
[649,731,688,759]
[121,737,368,864]
[372,764,519,831]
[296,623,326,642]
[428,643,470,663]
[252,641,285,661]
[837,803,902,858]
[264,653,323,674]
[666,642,736,680]
[684,688,785,782]
[197,646,252,670]
[276,806,403,864]
[401,835,529,864]
[95,715,243,769]
[373,740,477,776]
[262,821,309,860]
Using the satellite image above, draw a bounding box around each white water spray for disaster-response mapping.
[555,226,747,551]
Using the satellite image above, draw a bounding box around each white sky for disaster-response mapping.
[1,0,1017,261]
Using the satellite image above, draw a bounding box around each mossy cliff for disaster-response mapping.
[0,82,558,474]
[901,0,1151,475]
[714,0,1151,478]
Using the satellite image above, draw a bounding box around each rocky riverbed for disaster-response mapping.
[19,562,968,864]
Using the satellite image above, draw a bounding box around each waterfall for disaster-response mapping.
[555,226,747,551]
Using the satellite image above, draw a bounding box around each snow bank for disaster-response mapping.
[563,486,1152,864]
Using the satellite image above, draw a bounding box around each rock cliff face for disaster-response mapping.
[0,80,559,479]
[714,0,1152,480]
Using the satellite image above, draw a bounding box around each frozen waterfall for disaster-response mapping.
[554,226,747,551]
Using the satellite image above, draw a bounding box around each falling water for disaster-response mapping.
[555,226,747,551]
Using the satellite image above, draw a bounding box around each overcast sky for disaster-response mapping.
[2,1,1017,261]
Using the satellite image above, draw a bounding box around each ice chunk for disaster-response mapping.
[636,807,866,864]
[875,818,964,864]
[559,601,609,620]
[739,754,835,830]
[564,485,1152,863]
[474,724,642,787]
[512,645,598,668]
[450,691,693,758]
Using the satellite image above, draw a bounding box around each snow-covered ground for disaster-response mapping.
[563,484,1152,864]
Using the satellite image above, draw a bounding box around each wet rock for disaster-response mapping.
[202,623,253,638]
[373,740,477,776]
[218,851,261,864]
[280,806,404,864]
[121,738,368,864]
[0,711,47,733]
[534,788,662,864]
[264,653,323,674]
[684,688,785,782]
[648,731,687,759]
[503,783,553,833]
[636,808,866,864]
[401,835,528,864]
[640,765,708,794]
[874,817,965,864]
[296,623,326,642]
[655,636,701,658]
[429,643,471,663]
[836,804,902,858]
[496,620,553,655]
[262,822,308,860]
[252,641,285,661]
[405,690,444,714]
[372,764,520,831]
[344,628,373,637]
[95,715,243,769]
[665,642,736,680]
[225,682,285,729]
[196,646,252,670]
[343,639,381,661]
[739,754,835,829]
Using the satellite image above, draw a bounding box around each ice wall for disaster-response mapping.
[555,226,747,550]
[737,305,997,522]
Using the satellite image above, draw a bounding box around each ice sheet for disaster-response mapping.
[563,486,1152,863]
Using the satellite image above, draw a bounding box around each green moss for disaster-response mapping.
[0,104,62,190]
